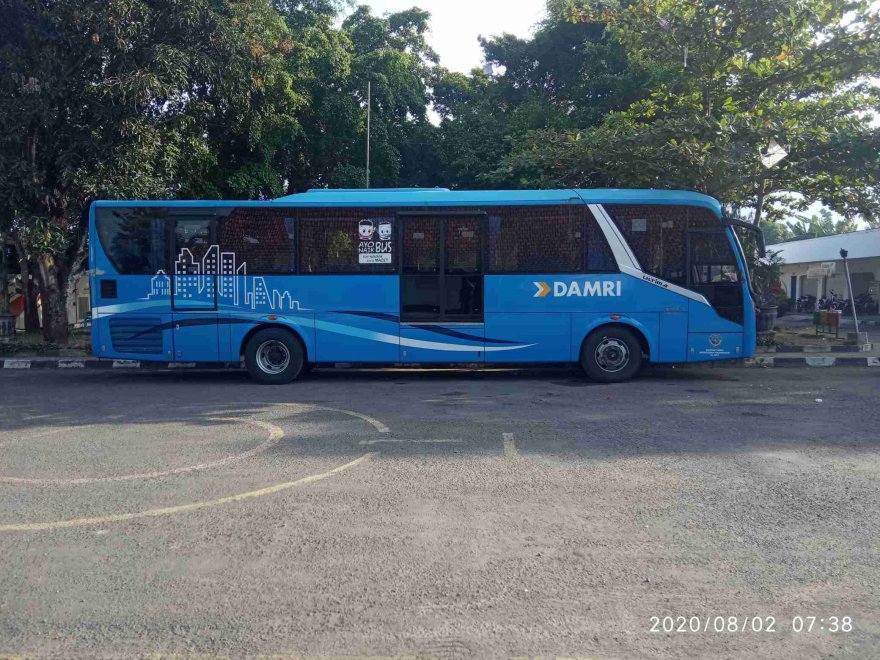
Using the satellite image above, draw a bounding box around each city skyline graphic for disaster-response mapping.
[146,245,308,311]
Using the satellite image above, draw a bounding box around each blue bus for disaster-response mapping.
[89,188,760,384]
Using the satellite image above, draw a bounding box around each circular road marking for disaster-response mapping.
[0,404,383,532]
[0,418,283,486]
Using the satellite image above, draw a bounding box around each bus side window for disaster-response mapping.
[217,208,296,274]
[95,208,168,275]
[604,205,721,284]
[486,205,616,274]
[298,209,396,274]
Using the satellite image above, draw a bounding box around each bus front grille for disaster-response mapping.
[109,317,163,354]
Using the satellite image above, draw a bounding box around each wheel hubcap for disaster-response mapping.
[256,340,290,375]
[595,338,630,373]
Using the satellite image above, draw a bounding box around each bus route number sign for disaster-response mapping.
[358,219,393,264]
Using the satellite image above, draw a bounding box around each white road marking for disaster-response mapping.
[0,454,373,532]
[359,438,462,446]
[0,418,284,486]
[503,432,519,459]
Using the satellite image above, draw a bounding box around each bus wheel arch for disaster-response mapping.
[579,323,648,383]
[240,325,308,384]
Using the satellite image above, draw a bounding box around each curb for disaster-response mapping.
[758,343,873,354]
[2,357,879,371]
[742,356,880,368]
[1,358,242,370]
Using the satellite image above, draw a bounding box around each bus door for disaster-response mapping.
[170,217,220,362]
[685,229,745,361]
[399,214,485,362]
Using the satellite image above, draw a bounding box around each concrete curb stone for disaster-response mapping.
[3,357,879,371]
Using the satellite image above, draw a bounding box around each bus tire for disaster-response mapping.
[244,328,305,385]
[580,326,643,383]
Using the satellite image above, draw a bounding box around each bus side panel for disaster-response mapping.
[686,300,743,362]
[687,332,743,362]
[92,275,174,362]
[484,313,570,362]
[305,275,400,363]
[570,313,659,362]
[400,324,484,363]
[658,312,688,362]
[687,299,744,334]
[315,312,399,362]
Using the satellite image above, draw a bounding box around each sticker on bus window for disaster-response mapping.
[632,218,647,232]
[359,218,393,264]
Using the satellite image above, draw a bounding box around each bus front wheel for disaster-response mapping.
[580,326,643,383]
[244,328,305,384]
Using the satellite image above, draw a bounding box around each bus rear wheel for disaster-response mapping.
[244,328,305,384]
[580,326,643,383]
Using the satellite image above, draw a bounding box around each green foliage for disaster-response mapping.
[502,0,880,226]
[2,0,880,342]
[0,0,300,340]
[786,208,860,241]
[279,3,439,191]
[752,249,786,303]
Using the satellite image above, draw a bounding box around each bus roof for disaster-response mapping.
[92,188,723,217]
[273,188,723,216]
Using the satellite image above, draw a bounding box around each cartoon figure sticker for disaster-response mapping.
[359,218,393,264]
[358,220,376,240]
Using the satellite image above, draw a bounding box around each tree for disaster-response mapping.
[276,4,441,191]
[0,0,299,342]
[786,208,859,241]
[500,0,880,226]
[426,12,647,189]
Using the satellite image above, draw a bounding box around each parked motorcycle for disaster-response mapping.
[854,292,879,315]
[796,294,816,313]
[818,290,848,312]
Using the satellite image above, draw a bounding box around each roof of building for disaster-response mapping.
[767,228,880,264]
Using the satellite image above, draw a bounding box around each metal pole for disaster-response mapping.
[841,251,860,335]
[365,80,371,189]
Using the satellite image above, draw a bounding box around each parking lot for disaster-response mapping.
[0,365,878,658]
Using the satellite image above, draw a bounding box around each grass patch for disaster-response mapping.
[0,331,91,356]
[771,327,848,348]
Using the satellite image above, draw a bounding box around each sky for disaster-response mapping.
[356,0,547,73]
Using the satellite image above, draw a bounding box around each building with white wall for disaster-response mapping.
[768,228,880,302]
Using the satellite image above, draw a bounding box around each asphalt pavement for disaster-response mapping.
[0,365,878,658]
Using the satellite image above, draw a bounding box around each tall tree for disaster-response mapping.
[277,4,440,191]
[501,0,880,226]
[428,10,647,188]
[0,0,299,342]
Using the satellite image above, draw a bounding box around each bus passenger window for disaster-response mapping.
[95,208,168,275]
[403,218,440,274]
[487,206,615,274]
[218,208,296,274]
[605,204,721,285]
[298,209,396,274]
[446,218,481,274]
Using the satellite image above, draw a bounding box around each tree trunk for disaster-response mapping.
[23,260,40,332]
[753,178,766,226]
[10,234,42,332]
[0,232,9,315]
[35,253,69,344]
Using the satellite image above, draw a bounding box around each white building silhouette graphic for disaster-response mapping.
[148,246,306,311]
[150,271,171,297]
